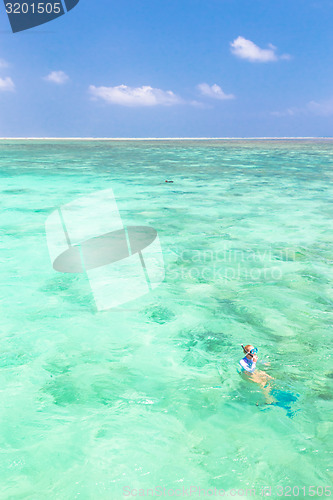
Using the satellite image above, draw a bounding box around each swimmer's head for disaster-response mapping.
[242,344,258,362]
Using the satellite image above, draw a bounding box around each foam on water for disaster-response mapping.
[0,140,332,498]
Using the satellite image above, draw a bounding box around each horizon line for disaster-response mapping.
[0,136,333,141]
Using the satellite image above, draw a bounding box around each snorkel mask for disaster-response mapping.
[241,344,258,357]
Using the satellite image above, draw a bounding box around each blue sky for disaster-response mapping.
[0,0,333,137]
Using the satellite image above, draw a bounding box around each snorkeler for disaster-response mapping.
[240,344,274,403]
[239,344,258,373]
[238,344,298,414]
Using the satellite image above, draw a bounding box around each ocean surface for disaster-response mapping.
[0,139,332,498]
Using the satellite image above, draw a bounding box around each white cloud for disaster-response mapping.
[89,84,182,107]
[197,83,235,100]
[272,96,333,118]
[280,54,292,61]
[271,108,298,117]
[0,77,15,92]
[307,97,333,116]
[44,70,69,84]
[230,36,290,63]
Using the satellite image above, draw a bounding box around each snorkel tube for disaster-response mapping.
[241,344,258,358]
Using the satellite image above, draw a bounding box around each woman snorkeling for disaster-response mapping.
[239,344,274,403]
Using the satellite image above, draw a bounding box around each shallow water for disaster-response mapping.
[0,140,332,498]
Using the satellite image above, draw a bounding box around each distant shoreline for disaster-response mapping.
[0,137,332,141]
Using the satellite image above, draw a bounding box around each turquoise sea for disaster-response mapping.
[0,139,332,499]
